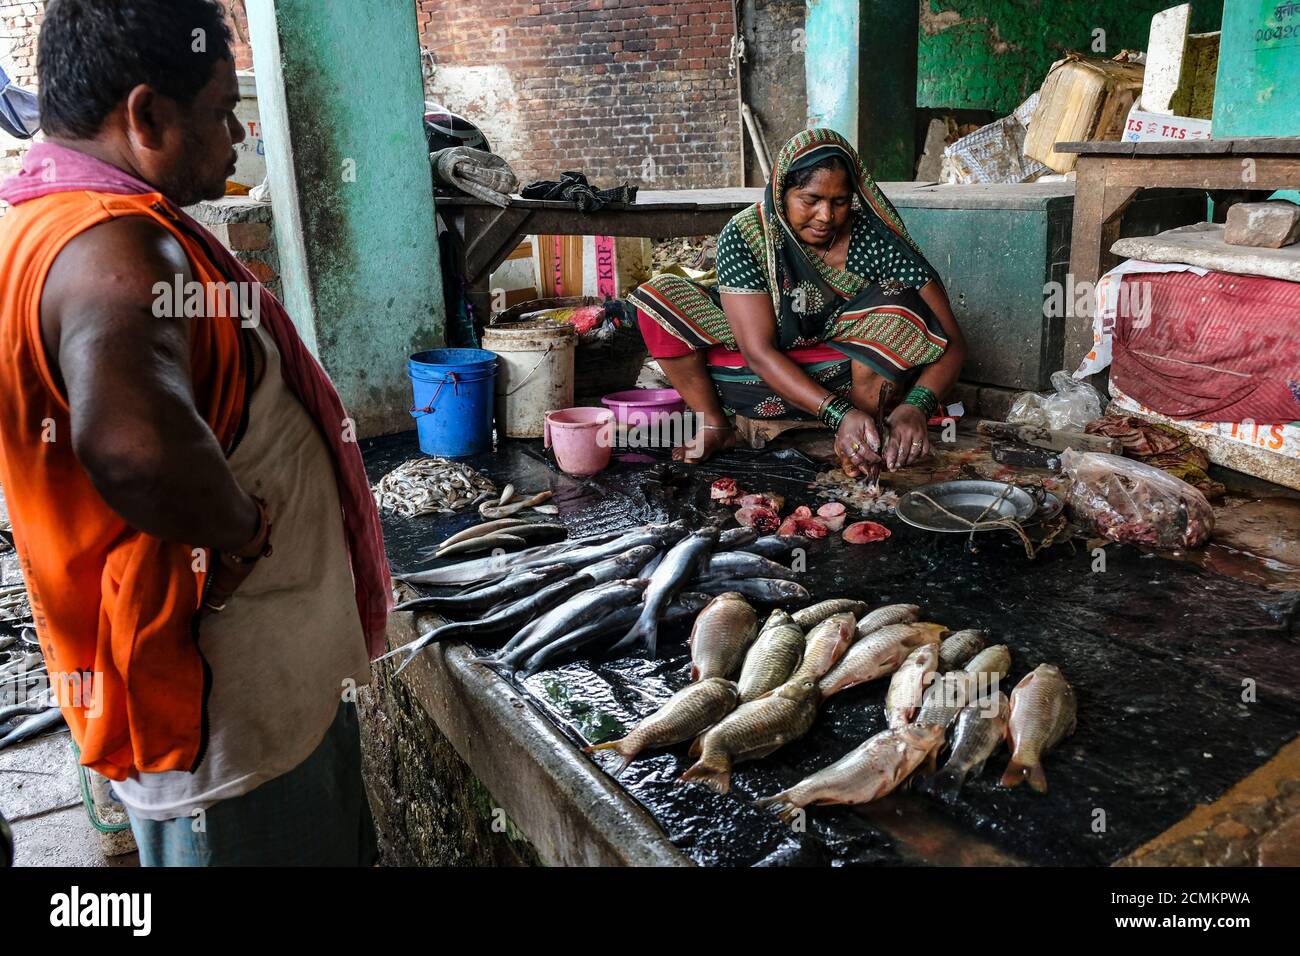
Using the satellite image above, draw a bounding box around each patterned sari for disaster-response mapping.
[630,128,948,419]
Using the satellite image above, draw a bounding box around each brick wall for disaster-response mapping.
[0,0,46,195]
[738,0,805,186]
[224,0,254,72]
[416,0,743,189]
[187,196,281,301]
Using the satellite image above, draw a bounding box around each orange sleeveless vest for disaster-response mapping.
[0,191,247,780]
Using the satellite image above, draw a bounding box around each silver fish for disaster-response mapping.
[819,621,946,700]
[931,690,1009,801]
[586,678,739,774]
[788,613,856,686]
[488,579,650,672]
[1001,664,1076,793]
[702,551,798,581]
[717,527,759,549]
[885,643,939,728]
[689,593,758,681]
[755,723,946,823]
[619,527,719,656]
[692,577,811,604]
[435,517,527,550]
[793,599,869,631]
[519,594,710,677]
[432,532,525,558]
[735,535,812,560]
[680,676,819,794]
[479,489,553,519]
[854,603,922,639]
[939,629,986,671]
[392,562,572,612]
[737,610,805,703]
[0,707,65,752]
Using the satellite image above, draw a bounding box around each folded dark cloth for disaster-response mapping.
[520,171,637,212]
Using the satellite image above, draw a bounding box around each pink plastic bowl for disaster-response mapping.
[600,388,687,427]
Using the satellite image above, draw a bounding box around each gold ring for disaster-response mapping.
[851,442,861,451]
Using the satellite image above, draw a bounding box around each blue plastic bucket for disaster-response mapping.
[408,348,497,458]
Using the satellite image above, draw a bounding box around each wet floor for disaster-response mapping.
[366,432,1300,867]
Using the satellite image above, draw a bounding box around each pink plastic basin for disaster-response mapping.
[600,388,686,428]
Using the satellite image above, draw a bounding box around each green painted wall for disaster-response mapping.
[1212,0,1300,136]
[917,0,1225,114]
[246,0,445,438]
[806,0,919,179]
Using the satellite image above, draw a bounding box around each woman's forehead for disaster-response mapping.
[790,168,852,197]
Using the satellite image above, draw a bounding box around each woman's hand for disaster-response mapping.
[835,408,882,477]
[882,403,930,471]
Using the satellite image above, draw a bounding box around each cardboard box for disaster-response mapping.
[1024,53,1146,173]
[1122,104,1212,142]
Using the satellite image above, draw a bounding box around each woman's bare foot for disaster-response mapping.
[673,422,737,464]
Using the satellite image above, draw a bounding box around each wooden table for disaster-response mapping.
[1055,136,1300,365]
[435,188,762,322]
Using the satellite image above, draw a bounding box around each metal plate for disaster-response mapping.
[896,480,1038,533]
[1032,491,1064,524]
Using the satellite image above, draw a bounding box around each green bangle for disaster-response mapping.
[821,396,852,430]
[904,385,939,419]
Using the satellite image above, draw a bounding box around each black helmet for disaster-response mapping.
[423,102,491,153]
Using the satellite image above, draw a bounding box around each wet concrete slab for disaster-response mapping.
[364,429,1299,867]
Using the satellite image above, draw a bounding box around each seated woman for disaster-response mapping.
[630,128,966,477]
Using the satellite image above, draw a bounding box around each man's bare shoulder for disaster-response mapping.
[43,216,194,323]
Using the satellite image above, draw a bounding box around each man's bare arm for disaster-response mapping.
[41,216,260,552]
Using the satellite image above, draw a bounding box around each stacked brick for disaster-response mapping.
[415,0,742,189]
[187,197,281,300]
[0,0,45,203]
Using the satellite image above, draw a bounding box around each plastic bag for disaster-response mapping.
[1060,449,1214,550]
[1007,371,1103,431]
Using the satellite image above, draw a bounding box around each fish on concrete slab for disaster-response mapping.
[792,599,868,631]
[691,577,811,604]
[755,723,946,823]
[938,629,986,671]
[585,677,739,774]
[486,578,650,672]
[689,593,758,681]
[885,643,939,728]
[787,613,856,686]
[1001,664,1076,793]
[930,690,1009,801]
[702,551,798,581]
[521,594,710,677]
[680,676,819,794]
[819,621,946,700]
[737,610,805,703]
[392,562,572,613]
[618,527,720,657]
[854,603,922,640]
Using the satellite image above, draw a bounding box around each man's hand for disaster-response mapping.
[201,497,272,615]
[835,408,882,478]
[882,403,930,471]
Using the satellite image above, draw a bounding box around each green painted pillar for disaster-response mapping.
[245,0,444,437]
[1213,0,1300,137]
[805,0,918,180]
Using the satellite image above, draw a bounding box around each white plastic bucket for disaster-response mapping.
[482,322,576,438]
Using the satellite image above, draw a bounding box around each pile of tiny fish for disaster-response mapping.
[813,468,901,515]
[583,597,1077,813]
[372,457,498,518]
[383,522,814,677]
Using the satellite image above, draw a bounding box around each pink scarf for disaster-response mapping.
[0,143,391,655]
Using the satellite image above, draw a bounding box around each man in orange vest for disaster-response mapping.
[0,0,391,865]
